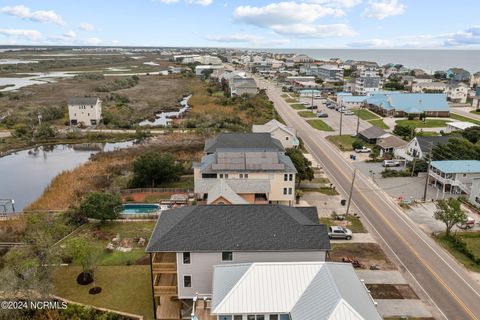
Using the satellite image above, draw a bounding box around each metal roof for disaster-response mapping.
[145,205,330,252]
[211,262,381,320]
[431,160,480,174]
[366,93,449,113]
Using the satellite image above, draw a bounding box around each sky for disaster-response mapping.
[0,0,479,49]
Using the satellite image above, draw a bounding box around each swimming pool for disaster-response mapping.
[121,203,160,215]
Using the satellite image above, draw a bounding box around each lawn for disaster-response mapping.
[57,221,156,266]
[320,215,367,233]
[298,110,317,118]
[157,175,194,189]
[53,265,154,320]
[311,177,330,184]
[416,131,440,136]
[285,98,297,103]
[302,187,339,196]
[368,118,389,129]
[450,113,480,125]
[470,110,480,115]
[435,232,480,272]
[352,109,379,121]
[396,119,451,128]
[290,103,305,110]
[307,119,334,131]
[326,135,357,151]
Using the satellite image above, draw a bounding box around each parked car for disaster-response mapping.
[314,95,322,99]
[457,216,475,229]
[316,111,328,118]
[301,102,311,106]
[355,147,371,153]
[328,226,353,240]
[344,111,354,115]
[327,104,336,109]
[306,105,318,110]
[382,160,401,167]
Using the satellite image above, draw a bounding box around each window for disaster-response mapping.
[240,173,248,179]
[183,252,190,264]
[289,174,293,181]
[222,251,233,261]
[247,316,255,320]
[219,173,229,179]
[285,136,289,140]
[219,317,232,320]
[256,316,265,320]
[280,315,289,320]
[183,275,191,288]
[234,316,242,320]
[270,316,278,320]
[288,188,293,195]
[284,174,288,181]
[283,188,288,195]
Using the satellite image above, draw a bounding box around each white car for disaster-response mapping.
[344,111,354,115]
[382,160,401,167]
[328,226,353,240]
[355,147,371,153]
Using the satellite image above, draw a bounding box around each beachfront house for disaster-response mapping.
[229,77,257,97]
[365,92,450,118]
[445,121,477,133]
[428,160,480,195]
[68,97,102,126]
[210,262,382,320]
[194,133,297,205]
[252,119,299,149]
[145,204,331,320]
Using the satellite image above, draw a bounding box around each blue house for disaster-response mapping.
[365,92,450,117]
[447,68,471,82]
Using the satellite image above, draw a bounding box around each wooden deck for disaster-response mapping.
[193,300,216,320]
[157,296,180,320]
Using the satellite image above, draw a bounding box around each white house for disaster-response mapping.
[394,136,451,162]
[68,97,102,126]
[445,121,477,133]
[252,119,299,149]
[428,160,480,195]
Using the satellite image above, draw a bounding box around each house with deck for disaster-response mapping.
[68,97,102,126]
[145,204,331,320]
[194,133,297,205]
[252,119,299,149]
[428,160,480,196]
[394,136,452,162]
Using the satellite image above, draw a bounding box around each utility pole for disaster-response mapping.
[411,158,417,177]
[356,108,361,136]
[346,168,357,216]
[423,149,432,201]
[339,106,344,136]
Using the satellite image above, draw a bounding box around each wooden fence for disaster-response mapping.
[121,188,193,194]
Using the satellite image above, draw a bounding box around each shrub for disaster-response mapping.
[351,139,364,150]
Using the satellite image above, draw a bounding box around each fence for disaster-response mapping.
[121,188,193,194]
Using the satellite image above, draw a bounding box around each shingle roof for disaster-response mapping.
[359,126,388,140]
[206,180,249,204]
[211,262,382,320]
[68,97,100,105]
[415,136,452,153]
[204,133,285,153]
[146,205,330,252]
[377,135,407,149]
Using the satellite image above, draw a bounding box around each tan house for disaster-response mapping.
[68,97,102,126]
[194,133,297,205]
[252,119,299,149]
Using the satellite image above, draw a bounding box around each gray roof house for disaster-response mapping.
[145,205,331,318]
[358,126,390,144]
[210,262,382,320]
[204,133,284,154]
[395,135,453,161]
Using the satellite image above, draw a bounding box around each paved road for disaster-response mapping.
[260,79,480,320]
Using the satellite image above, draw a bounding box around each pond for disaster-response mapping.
[139,95,191,127]
[0,141,134,212]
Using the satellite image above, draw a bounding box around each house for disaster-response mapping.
[252,119,299,149]
[338,95,367,108]
[210,262,382,320]
[447,68,471,82]
[412,82,447,93]
[470,72,480,87]
[376,135,407,157]
[445,121,477,133]
[194,133,297,205]
[358,126,390,144]
[354,68,382,94]
[413,74,433,83]
[146,204,331,319]
[68,97,102,126]
[428,160,480,195]
[195,65,224,77]
[395,136,451,162]
[317,64,344,82]
[412,82,468,103]
[470,178,480,208]
[229,77,257,97]
[365,93,450,117]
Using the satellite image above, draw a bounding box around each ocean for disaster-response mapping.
[261,49,480,73]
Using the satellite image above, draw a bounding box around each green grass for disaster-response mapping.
[416,131,440,136]
[352,109,380,121]
[396,119,451,128]
[298,111,317,118]
[326,135,357,151]
[57,221,156,266]
[307,119,334,131]
[157,175,194,189]
[302,187,339,195]
[450,113,480,125]
[311,177,330,184]
[435,232,480,272]
[53,265,154,320]
[367,118,389,129]
[285,98,297,103]
[290,103,305,110]
[320,215,367,233]
[470,110,480,115]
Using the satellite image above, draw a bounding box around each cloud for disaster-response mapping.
[234,2,344,27]
[271,23,356,38]
[85,37,102,45]
[0,28,42,41]
[0,5,64,25]
[79,23,95,31]
[304,0,363,8]
[206,33,290,47]
[361,0,405,19]
[158,0,213,5]
[444,26,480,47]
